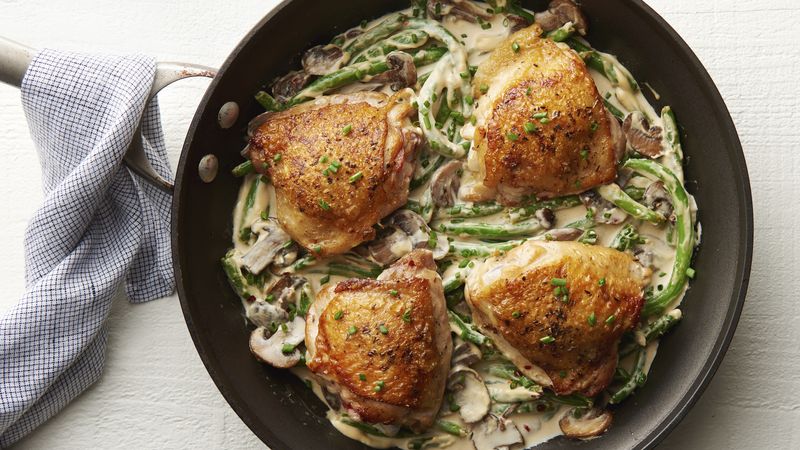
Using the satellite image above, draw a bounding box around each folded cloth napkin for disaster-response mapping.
[0,49,174,446]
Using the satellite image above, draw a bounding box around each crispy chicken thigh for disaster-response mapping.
[465,241,650,396]
[248,90,420,256]
[305,250,452,431]
[464,25,622,205]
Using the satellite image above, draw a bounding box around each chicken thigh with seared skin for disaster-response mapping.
[463,24,624,205]
[305,250,452,431]
[465,241,650,397]
[248,90,420,256]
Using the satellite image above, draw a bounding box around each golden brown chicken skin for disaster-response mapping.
[465,241,650,396]
[465,25,621,205]
[305,250,451,431]
[248,91,420,256]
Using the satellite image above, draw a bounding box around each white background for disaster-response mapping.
[1,0,797,448]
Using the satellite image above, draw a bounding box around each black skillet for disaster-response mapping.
[3,0,752,448]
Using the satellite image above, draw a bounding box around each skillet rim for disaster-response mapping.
[172,1,753,448]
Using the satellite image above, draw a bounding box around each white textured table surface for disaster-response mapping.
[0,1,796,448]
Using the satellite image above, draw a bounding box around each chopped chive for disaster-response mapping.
[590,121,599,132]
[322,168,330,176]
[511,311,521,319]
[358,373,367,381]
[506,131,519,141]
[349,171,364,183]
[260,210,269,220]
[342,124,353,135]
[281,343,296,354]
[327,163,339,174]
[427,231,438,249]
[588,312,596,326]
[389,289,399,297]
[559,370,567,378]
[539,336,555,344]
[479,84,489,94]
[686,267,696,279]
[402,308,412,322]
[319,155,329,164]
[550,277,567,286]
[333,310,343,320]
[539,117,551,124]
[532,112,548,119]
[273,153,282,162]
[320,274,330,285]
[280,323,288,333]
[318,199,331,210]
[605,315,616,324]
[598,278,606,286]
[347,325,357,335]
[512,41,520,53]
[580,149,589,159]
[460,71,470,79]
[266,294,276,303]
[379,324,389,335]
[465,94,474,106]
[373,381,384,392]
[311,244,322,253]
[524,122,537,133]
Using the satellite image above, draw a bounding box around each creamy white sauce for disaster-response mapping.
[225,2,699,449]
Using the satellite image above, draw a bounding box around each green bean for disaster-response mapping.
[487,364,540,391]
[620,309,682,358]
[440,202,504,219]
[448,310,487,345]
[343,16,406,58]
[540,391,594,408]
[326,263,382,279]
[546,22,576,42]
[351,30,429,64]
[604,98,625,120]
[221,250,248,298]
[286,47,447,107]
[597,184,665,224]
[255,91,282,111]
[240,175,261,232]
[624,159,694,316]
[438,219,543,239]
[611,224,645,252]
[442,266,469,293]
[662,106,684,165]
[623,185,645,201]
[291,254,317,272]
[339,417,387,436]
[610,348,647,404]
[435,420,468,437]
[507,195,582,222]
[504,0,534,23]
[449,240,521,258]
[231,160,254,177]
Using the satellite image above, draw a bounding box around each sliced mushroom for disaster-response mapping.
[302,44,345,76]
[245,298,288,328]
[364,210,449,265]
[241,219,292,274]
[430,161,463,207]
[487,382,541,403]
[633,246,655,269]
[623,112,664,158]
[608,110,627,163]
[271,70,312,103]
[534,0,588,35]
[247,111,274,138]
[451,337,482,367]
[579,191,627,224]
[448,369,491,423]
[471,414,524,450]
[506,14,531,33]
[534,208,556,230]
[643,181,674,221]
[265,274,308,309]
[427,0,492,23]
[536,227,583,241]
[370,51,417,91]
[249,316,306,368]
[559,407,613,439]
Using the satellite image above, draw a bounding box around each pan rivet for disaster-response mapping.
[218,101,240,129]
[198,154,219,183]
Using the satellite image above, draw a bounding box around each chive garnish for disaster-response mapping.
[349,171,363,183]
[342,124,352,135]
[318,199,331,210]
[605,315,616,324]
[588,312,596,326]
[512,41,520,53]
[281,343,296,354]
[506,132,519,141]
[524,122,537,133]
[379,324,389,335]
[550,277,567,286]
[358,373,366,381]
[273,153,282,162]
[347,325,357,335]
[539,336,555,344]
[511,311,521,319]
[389,289,399,297]
[598,278,606,286]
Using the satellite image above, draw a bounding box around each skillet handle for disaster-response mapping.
[0,36,217,193]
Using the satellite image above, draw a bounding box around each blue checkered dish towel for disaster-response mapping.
[0,50,174,446]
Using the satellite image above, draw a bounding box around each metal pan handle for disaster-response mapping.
[0,36,216,192]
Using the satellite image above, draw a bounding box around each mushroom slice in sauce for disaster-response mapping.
[537,227,584,241]
[622,112,664,158]
[265,274,308,309]
[643,180,674,221]
[271,70,312,103]
[249,316,306,368]
[558,407,613,439]
[448,368,490,423]
[427,0,492,23]
[579,191,627,224]
[365,210,449,265]
[534,0,588,35]
[241,219,292,274]
[608,110,627,162]
[245,298,288,328]
[534,207,556,230]
[370,51,417,91]
[430,160,463,207]
[471,414,524,450]
[451,337,482,367]
[302,44,345,76]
